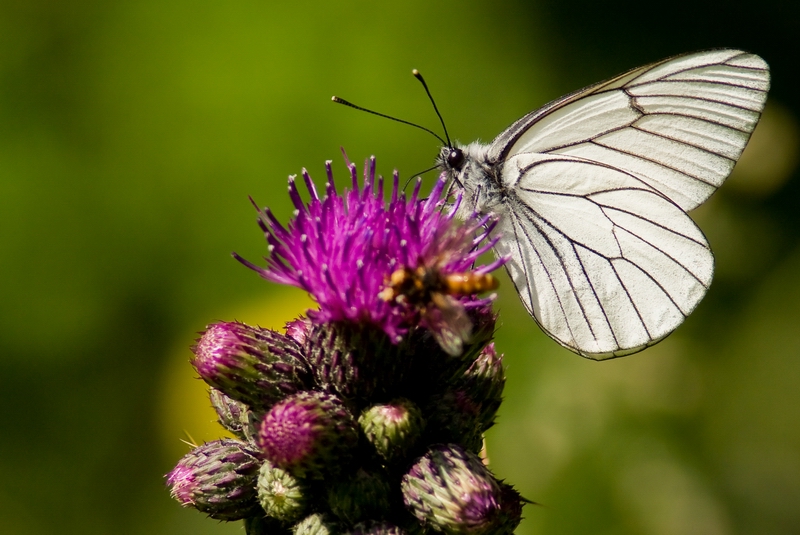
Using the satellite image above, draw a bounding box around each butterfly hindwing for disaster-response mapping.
[496,153,713,357]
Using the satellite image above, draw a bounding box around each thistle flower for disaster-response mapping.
[234,157,504,352]
[208,388,253,442]
[167,156,525,534]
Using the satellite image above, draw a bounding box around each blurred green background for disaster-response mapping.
[1,1,798,533]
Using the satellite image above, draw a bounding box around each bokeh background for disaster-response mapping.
[1,1,798,534]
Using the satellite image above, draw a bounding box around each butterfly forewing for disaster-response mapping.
[450,49,769,358]
[502,50,769,210]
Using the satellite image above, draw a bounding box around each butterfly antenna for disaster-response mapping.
[403,164,438,191]
[331,96,446,145]
[412,69,452,148]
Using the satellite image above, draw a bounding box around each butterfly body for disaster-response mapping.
[438,49,770,359]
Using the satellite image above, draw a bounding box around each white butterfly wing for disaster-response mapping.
[495,153,713,357]
[481,49,769,358]
[492,49,770,211]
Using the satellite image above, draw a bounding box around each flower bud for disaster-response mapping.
[303,323,411,401]
[359,398,424,463]
[422,391,484,454]
[209,388,250,441]
[166,439,260,521]
[422,343,505,452]
[495,480,526,535]
[460,343,505,432]
[257,460,307,523]
[293,513,339,535]
[256,391,358,479]
[327,468,392,524]
[401,444,514,535]
[192,321,312,411]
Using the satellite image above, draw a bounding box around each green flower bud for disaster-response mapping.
[257,391,358,480]
[359,398,424,463]
[166,439,260,521]
[258,460,307,523]
[401,444,513,535]
[293,513,339,535]
[327,468,392,524]
[192,321,312,411]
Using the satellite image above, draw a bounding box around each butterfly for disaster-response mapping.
[434,49,770,359]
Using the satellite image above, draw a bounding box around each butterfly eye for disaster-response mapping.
[447,148,465,170]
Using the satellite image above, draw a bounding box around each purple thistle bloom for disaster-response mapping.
[234,156,505,346]
[167,155,523,532]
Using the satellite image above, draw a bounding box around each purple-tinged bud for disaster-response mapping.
[494,480,526,535]
[401,444,511,535]
[257,460,307,523]
[346,521,409,535]
[460,343,505,432]
[359,398,424,463]
[256,391,358,479]
[293,513,339,535]
[209,388,251,441]
[422,343,506,453]
[327,468,392,524]
[303,323,412,402]
[192,321,312,411]
[166,438,261,521]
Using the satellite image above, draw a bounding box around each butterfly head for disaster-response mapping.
[436,146,465,171]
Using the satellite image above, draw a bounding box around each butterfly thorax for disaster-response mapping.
[437,142,505,218]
